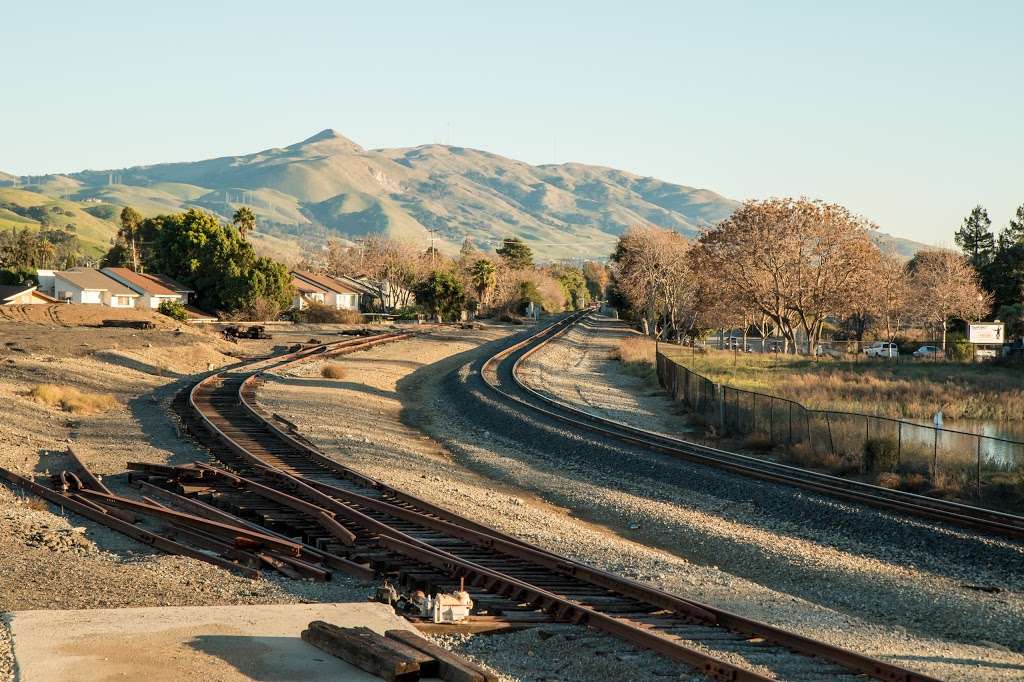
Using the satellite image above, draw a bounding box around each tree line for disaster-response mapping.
[954,204,1024,337]
[314,234,602,322]
[610,197,996,352]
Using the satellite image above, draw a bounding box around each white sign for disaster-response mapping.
[969,323,1004,344]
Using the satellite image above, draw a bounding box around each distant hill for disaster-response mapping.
[2,130,929,261]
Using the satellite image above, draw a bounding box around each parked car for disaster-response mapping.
[766,340,785,353]
[912,345,943,358]
[865,341,899,358]
[726,338,752,352]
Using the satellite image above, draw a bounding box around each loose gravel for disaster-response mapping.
[258,322,1024,681]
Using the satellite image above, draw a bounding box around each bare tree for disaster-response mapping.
[908,250,992,349]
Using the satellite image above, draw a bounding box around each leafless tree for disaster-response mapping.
[908,250,992,349]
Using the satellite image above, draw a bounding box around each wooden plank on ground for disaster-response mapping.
[300,622,434,681]
[386,628,498,682]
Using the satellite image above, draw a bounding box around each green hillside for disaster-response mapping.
[4,130,929,261]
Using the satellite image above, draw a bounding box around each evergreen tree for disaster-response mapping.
[496,236,533,269]
[954,205,995,271]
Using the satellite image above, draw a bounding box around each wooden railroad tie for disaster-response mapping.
[300,621,497,682]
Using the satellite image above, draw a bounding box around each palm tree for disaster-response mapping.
[469,259,496,311]
[232,206,257,239]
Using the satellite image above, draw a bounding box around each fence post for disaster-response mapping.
[825,411,836,457]
[752,393,757,434]
[977,437,982,500]
[932,429,939,477]
[788,402,793,444]
[897,421,902,465]
[717,383,725,434]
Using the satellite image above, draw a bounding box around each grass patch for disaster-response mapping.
[661,347,1024,421]
[30,384,118,415]
[613,336,658,382]
[320,363,346,379]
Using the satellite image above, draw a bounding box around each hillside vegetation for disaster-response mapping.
[0,130,927,260]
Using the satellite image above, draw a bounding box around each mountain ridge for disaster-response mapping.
[0,131,928,261]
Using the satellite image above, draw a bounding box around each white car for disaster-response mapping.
[865,342,899,358]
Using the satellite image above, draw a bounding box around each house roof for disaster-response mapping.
[103,267,193,296]
[333,274,376,295]
[292,270,361,295]
[0,284,35,302]
[56,269,138,296]
[291,277,323,295]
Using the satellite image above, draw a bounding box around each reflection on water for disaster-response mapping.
[905,418,1024,470]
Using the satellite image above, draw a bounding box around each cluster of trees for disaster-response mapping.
[103,207,292,316]
[611,198,994,352]
[953,204,1024,332]
[318,234,601,322]
[0,226,86,283]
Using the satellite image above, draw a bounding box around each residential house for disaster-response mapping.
[101,267,194,309]
[0,284,57,305]
[290,271,361,311]
[352,275,414,313]
[50,268,140,307]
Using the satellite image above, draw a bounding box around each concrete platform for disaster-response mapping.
[8,602,429,681]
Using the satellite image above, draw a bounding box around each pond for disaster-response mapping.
[905,418,1024,471]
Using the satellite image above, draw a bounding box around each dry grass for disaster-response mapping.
[23,496,48,511]
[320,363,346,379]
[661,347,1024,421]
[613,336,658,382]
[299,303,364,324]
[875,472,902,489]
[29,384,118,415]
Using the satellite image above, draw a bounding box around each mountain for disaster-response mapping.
[0,130,928,261]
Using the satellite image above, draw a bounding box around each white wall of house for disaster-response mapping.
[105,293,138,308]
[329,292,359,310]
[36,270,56,297]
[143,293,182,309]
[54,278,100,304]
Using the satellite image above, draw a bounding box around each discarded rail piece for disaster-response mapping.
[485,309,1024,540]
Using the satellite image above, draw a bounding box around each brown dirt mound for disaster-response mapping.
[0,304,182,329]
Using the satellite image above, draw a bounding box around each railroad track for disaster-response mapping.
[484,309,1024,541]
[121,322,937,682]
[0,324,944,679]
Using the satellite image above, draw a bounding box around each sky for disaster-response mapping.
[1,1,1021,246]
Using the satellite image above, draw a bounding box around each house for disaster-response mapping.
[101,267,194,309]
[50,268,140,307]
[290,271,361,311]
[351,275,414,313]
[0,284,57,305]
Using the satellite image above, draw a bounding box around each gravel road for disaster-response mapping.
[258,321,1024,681]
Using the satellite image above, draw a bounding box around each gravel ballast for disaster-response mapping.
[258,322,1024,681]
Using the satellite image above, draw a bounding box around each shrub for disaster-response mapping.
[297,302,364,324]
[30,385,117,415]
[157,299,189,322]
[899,473,929,492]
[320,363,346,379]
[863,437,899,473]
[947,333,973,362]
[742,435,776,452]
[875,472,902,489]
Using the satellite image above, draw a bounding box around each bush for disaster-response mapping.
[320,363,346,379]
[863,437,899,473]
[30,384,117,415]
[297,302,365,324]
[157,299,189,322]
[947,333,973,362]
[875,472,902,489]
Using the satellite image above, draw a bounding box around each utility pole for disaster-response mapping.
[427,229,438,269]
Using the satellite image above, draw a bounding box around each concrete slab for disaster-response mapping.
[8,602,427,682]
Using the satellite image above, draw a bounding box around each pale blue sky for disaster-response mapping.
[2,1,1021,245]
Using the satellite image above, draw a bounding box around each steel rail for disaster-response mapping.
[172,320,942,681]
[486,310,1024,540]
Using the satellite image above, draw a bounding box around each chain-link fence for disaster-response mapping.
[656,352,1024,507]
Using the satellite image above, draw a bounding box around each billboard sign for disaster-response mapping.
[969,323,1004,344]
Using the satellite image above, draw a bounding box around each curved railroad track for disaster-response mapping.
[122,322,942,682]
[483,309,1024,541]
